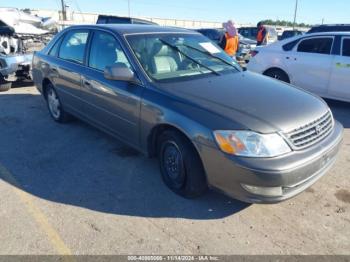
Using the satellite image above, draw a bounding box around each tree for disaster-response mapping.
[260,19,311,28]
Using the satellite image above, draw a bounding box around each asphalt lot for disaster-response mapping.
[0,84,349,255]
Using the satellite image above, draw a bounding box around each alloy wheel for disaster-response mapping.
[47,88,61,119]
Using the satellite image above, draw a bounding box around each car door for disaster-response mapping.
[286,36,334,96]
[53,29,90,113]
[80,29,143,146]
[328,37,350,101]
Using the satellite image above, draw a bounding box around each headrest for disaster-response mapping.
[152,43,172,57]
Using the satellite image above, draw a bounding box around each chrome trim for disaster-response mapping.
[283,111,334,150]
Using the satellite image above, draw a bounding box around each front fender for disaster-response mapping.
[139,87,218,156]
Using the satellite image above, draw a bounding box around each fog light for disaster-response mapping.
[241,184,283,197]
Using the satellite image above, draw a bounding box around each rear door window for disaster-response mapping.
[342,38,350,57]
[58,30,89,64]
[48,36,63,57]
[283,39,300,51]
[297,37,333,55]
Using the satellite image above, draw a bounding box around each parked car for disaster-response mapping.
[308,24,350,34]
[238,26,278,44]
[0,8,56,91]
[280,30,304,41]
[238,27,258,41]
[247,32,350,103]
[195,28,224,45]
[96,15,157,25]
[275,27,285,38]
[237,34,257,62]
[196,28,257,61]
[32,25,343,203]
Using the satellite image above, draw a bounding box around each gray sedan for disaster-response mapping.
[32,25,343,203]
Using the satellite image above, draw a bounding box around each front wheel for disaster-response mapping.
[45,84,71,123]
[158,130,207,198]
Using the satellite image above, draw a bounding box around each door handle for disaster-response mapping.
[50,67,59,75]
[83,80,91,86]
[82,77,92,87]
[286,57,297,61]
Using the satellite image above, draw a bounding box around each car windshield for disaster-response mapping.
[126,33,240,82]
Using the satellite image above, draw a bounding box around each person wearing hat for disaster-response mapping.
[220,20,239,59]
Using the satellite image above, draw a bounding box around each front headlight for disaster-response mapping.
[213,131,291,158]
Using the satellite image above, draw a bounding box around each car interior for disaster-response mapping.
[131,38,188,77]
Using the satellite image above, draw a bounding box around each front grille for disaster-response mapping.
[284,111,334,149]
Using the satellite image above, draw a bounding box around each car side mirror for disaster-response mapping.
[104,64,141,84]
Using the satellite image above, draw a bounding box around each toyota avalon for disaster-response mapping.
[32,25,343,203]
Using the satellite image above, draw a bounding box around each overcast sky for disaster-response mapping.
[3,0,350,25]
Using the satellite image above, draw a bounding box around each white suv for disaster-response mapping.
[247,32,350,103]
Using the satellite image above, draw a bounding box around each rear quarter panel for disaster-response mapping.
[248,48,291,77]
[32,52,46,94]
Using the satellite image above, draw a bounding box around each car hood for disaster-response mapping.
[156,71,329,134]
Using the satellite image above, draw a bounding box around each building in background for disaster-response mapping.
[29,9,308,32]
[30,9,227,29]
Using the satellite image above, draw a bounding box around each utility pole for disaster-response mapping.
[293,0,298,30]
[128,0,131,17]
[60,0,66,21]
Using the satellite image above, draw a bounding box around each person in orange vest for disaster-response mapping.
[220,20,239,59]
[256,22,268,46]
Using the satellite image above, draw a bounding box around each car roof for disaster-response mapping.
[196,28,223,31]
[306,31,350,36]
[65,24,196,35]
[256,31,350,51]
[97,15,157,25]
[312,24,350,27]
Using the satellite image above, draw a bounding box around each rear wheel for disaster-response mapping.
[0,78,11,92]
[158,130,207,198]
[45,83,71,123]
[264,68,290,83]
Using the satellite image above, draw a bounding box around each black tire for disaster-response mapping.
[0,81,11,92]
[45,83,71,123]
[158,130,207,198]
[264,68,290,83]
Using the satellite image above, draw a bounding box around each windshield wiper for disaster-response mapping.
[159,39,220,76]
[180,43,240,72]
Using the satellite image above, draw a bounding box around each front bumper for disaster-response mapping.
[0,53,33,77]
[198,121,343,204]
